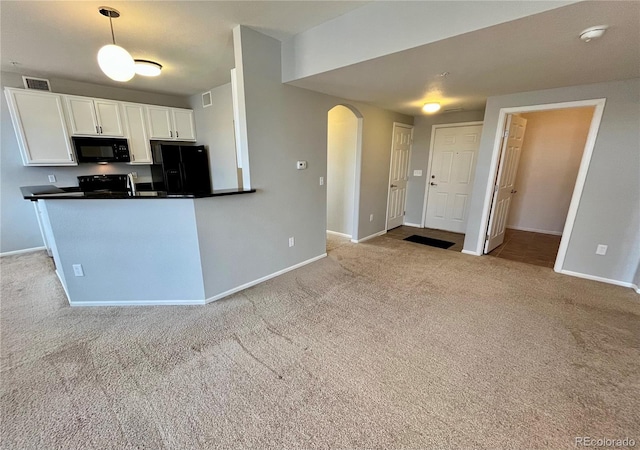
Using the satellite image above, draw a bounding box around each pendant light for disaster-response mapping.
[97,7,135,82]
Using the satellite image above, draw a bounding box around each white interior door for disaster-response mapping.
[424,124,482,233]
[386,123,413,229]
[484,114,528,253]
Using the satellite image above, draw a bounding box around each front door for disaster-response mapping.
[386,123,413,230]
[424,124,482,233]
[484,114,528,253]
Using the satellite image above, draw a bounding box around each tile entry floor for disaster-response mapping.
[487,228,561,268]
[387,226,561,269]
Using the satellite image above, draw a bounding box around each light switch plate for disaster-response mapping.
[595,244,607,255]
[413,170,423,177]
[48,175,56,183]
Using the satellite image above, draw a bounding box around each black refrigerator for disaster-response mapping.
[150,142,211,194]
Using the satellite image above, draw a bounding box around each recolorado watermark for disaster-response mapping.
[575,437,636,447]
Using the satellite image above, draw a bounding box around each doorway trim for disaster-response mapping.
[420,121,484,228]
[473,98,606,273]
[385,122,414,231]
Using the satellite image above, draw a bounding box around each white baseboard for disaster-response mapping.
[461,249,481,256]
[205,253,327,303]
[351,230,386,243]
[326,230,351,239]
[0,246,46,257]
[403,222,422,228]
[559,269,638,291]
[67,253,329,306]
[507,226,562,236]
[55,269,71,303]
[70,299,207,307]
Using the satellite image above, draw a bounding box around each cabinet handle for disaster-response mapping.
[176,131,179,138]
[96,125,99,134]
[170,130,173,138]
[99,126,103,134]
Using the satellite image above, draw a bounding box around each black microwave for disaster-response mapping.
[72,137,130,163]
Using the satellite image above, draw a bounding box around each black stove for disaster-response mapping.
[78,174,128,192]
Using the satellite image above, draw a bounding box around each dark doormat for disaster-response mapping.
[404,235,455,249]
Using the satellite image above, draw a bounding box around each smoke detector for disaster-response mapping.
[580,25,608,42]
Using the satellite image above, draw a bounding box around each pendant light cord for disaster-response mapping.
[109,13,116,45]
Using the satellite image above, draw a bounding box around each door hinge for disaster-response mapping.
[503,130,510,138]
[494,184,499,193]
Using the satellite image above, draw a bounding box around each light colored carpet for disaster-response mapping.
[1,235,639,449]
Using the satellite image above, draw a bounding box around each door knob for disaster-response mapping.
[511,189,518,194]
[430,182,438,186]
[390,184,397,188]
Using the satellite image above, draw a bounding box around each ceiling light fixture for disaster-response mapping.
[579,25,608,42]
[97,7,135,82]
[422,102,441,113]
[134,60,163,77]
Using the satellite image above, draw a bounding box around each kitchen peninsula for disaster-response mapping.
[23,185,257,306]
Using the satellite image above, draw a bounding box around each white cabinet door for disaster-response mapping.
[95,100,124,136]
[65,96,99,135]
[4,88,76,166]
[173,108,196,141]
[122,103,152,164]
[65,96,124,136]
[147,106,173,139]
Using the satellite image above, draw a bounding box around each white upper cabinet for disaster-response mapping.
[121,102,152,164]
[4,88,76,166]
[147,106,196,141]
[5,88,195,166]
[146,106,174,139]
[173,108,196,141]
[65,95,124,137]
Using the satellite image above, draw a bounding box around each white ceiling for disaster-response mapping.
[2,1,638,116]
[0,1,367,96]
[289,1,640,115]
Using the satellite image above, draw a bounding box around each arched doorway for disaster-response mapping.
[327,105,363,243]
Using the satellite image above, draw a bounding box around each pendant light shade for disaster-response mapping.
[98,44,135,82]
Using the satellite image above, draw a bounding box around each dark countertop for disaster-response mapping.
[21,185,256,201]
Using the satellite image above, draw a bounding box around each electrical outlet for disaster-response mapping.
[48,175,56,183]
[288,237,295,247]
[413,170,423,177]
[370,214,374,222]
[296,161,307,170]
[72,264,84,277]
[595,244,607,255]
[319,176,324,186]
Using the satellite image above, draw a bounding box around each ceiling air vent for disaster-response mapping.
[22,76,51,91]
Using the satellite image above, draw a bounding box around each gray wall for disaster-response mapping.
[0,71,189,254]
[192,26,412,296]
[463,78,640,285]
[405,110,485,226]
[281,1,573,82]
[188,83,239,190]
[45,199,205,304]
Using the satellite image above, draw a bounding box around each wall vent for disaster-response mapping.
[22,76,51,91]
[202,90,212,108]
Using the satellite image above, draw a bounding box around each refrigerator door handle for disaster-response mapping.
[179,162,187,192]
